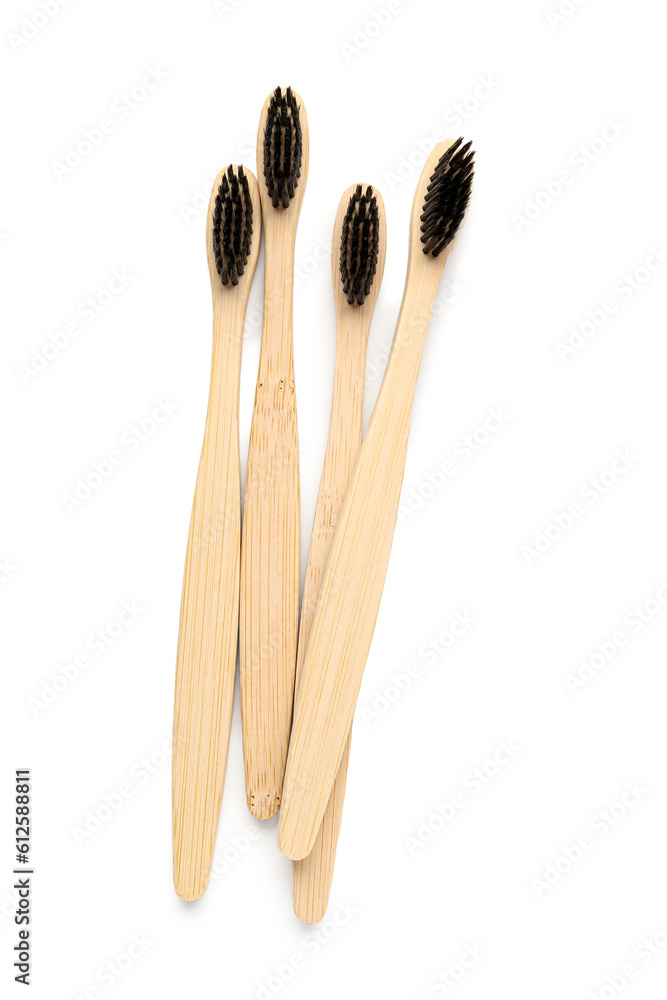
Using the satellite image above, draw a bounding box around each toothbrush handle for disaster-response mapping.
[292,325,365,922]
[240,242,300,819]
[292,741,351,921]
[279,270,438,861]
[172,314,243,900]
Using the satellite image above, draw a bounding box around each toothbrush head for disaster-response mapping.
[339,184,381,306]
[262,86,304,209]
[420,138,474,257]
[211,164,254,287]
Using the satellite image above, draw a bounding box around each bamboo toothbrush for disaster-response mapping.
[293,184,387,922]
[279,138,474,861]
[240,87,309,819]
[172,165,261,900]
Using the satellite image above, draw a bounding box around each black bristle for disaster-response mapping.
[339,184,380,306]
[211,165,254,288]
[420,138,474,257]
[263,86,303,209]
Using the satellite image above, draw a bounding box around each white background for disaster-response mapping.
[2,0,667,997]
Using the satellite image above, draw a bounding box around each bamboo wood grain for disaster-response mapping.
[172,167,261,900]
[279,142,469,860]
[292,186,386,922]
[240,89,309,819]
